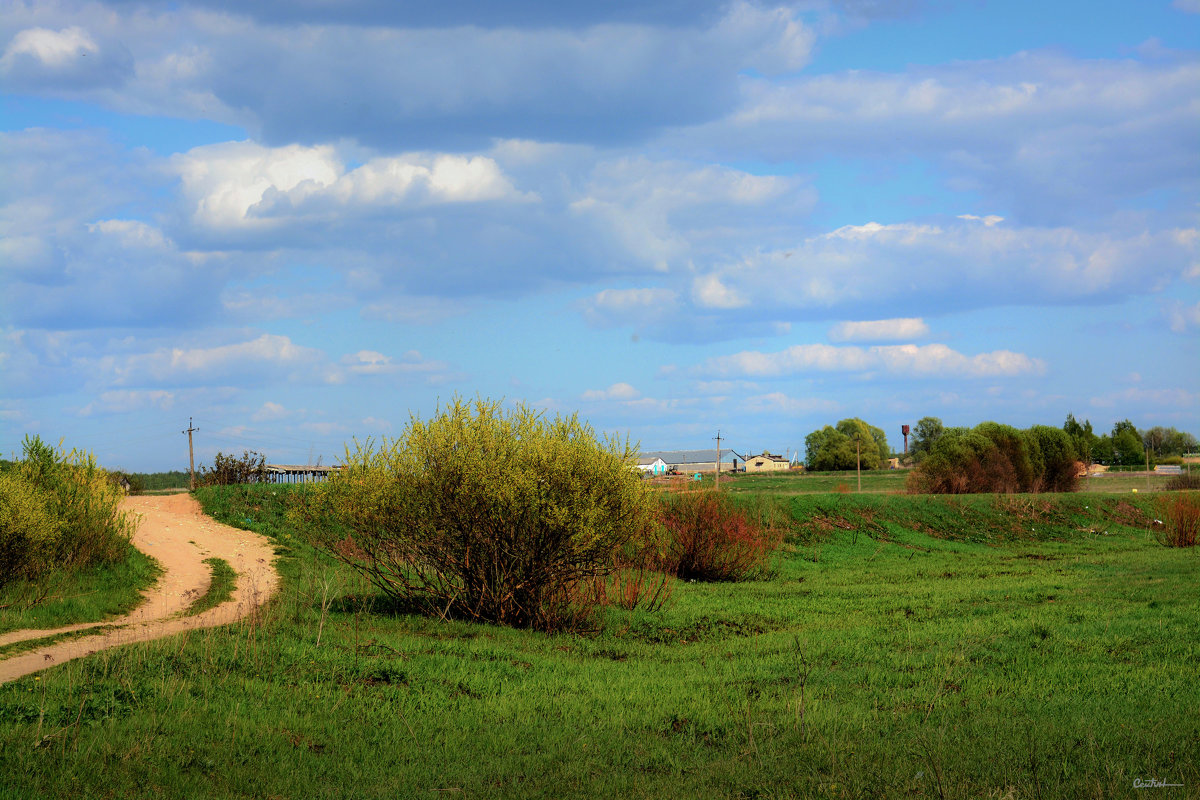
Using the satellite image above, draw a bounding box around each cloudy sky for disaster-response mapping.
[1,0,1197,471]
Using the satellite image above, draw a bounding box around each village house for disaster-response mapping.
[743,452,791,473]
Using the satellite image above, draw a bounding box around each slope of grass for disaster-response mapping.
[0,543,159,634]
[0,486,1195,798]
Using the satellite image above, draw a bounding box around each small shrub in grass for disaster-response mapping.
[1165,474,1200,491]
[655,490,781,581]
[198,450,268,486]
[1155,493,1199,547]
[302,397,655,631]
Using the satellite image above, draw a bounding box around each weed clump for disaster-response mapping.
[654,490,781,581]
[1165,474,1200,491]
[1155,493,1199,547]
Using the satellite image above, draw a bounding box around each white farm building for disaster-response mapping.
[636,457,668,476]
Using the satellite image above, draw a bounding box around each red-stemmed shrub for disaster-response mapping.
[1155,493,1199,548]
[654,490,781,581]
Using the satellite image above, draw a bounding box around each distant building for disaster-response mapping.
[639,449,737,473]
[744,452,790,473]
[266,464,342,484]
[636,457,668,476]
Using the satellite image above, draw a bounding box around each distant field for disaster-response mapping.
[724,470,908,494]
[2,483,1196,798]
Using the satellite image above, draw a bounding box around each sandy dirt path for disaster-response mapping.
[0,493,279,683]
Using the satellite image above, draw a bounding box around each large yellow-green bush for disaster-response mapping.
[0,471,59,583]
[299,397,655,631]
[0,436,137,585]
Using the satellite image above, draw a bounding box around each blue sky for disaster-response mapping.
[1,0,1197,471]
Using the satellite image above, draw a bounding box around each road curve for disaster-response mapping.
[0,493,279,684]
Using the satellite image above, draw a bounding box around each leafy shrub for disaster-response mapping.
[0,436,136,585]
[199,450,268,486]
[303,397,655,631]
[654,490,781,581]
[1165,474,1200,491]
[1155,493,1198,547]
[0,472,57,583]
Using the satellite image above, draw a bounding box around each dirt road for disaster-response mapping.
[0,493,279,683]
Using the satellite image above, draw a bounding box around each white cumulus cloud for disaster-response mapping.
[829,318,931,342]
[173,141,525,229]
[582,382,641,401]
[700,342,1045,379]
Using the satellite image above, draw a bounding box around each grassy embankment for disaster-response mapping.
[0,547,159,635]
[0,483,1197,798]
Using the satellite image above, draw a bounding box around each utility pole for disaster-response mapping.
[182,417,198,490]
[856,437,862,493]
[1146,446,1151,493]
[714,429,722,490]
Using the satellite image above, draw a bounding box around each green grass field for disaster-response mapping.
[0,484,1196,798]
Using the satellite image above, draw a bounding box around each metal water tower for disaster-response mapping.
[902,424,910,454]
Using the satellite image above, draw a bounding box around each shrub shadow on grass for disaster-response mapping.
[325,591,426,618]
[619,613,786,645]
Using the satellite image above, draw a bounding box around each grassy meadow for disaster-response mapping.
[0,482,1197,798]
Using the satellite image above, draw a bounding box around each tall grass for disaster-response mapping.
[1155,492,1199,547]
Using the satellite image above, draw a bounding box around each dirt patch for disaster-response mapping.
[0,494,279,683]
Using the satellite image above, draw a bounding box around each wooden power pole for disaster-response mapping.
[856,437,862,493]
[182,417,198,490]
[714,429,722,490]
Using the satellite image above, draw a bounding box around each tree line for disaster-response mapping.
[803,415,1197,494]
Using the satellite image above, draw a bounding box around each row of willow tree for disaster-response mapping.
[909,416,1197,469]
[804,415,1197,494]
[907,422,1081,494]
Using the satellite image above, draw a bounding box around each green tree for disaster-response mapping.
[1167,429,1199,455]
[305,397,653,631]
[1112,428,1145,467]
[805,418,887,471]
[909,416,944,462]
[1063,414,1096,465]
[804,425,853,471]
[1025,425,1079,492]
[1143,426,1199,457]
